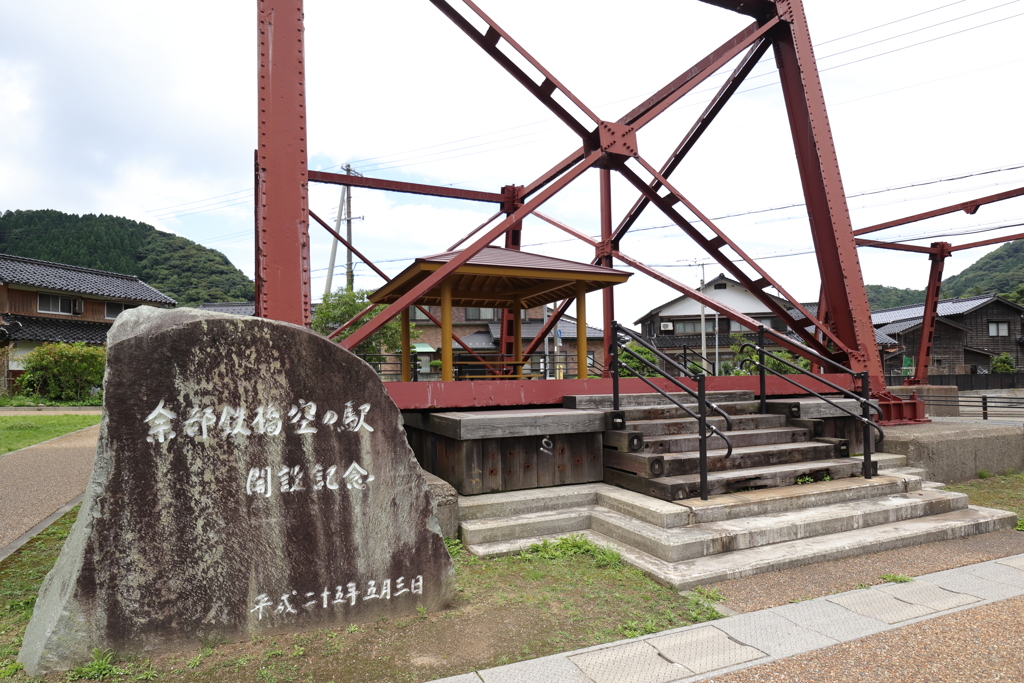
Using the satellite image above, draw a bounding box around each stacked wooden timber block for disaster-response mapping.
[403,408,612,495]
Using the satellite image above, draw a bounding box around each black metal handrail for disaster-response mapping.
[673,347,716,377]
[739,327,883,479]
[611,322,732,501]
[616,326,734,431]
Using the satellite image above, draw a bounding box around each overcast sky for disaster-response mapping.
[2,0,1023,327]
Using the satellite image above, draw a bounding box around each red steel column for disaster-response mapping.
[772,0,883,386]
[908,243,950,385]
[600,168,614,378]
[255,0,312,326]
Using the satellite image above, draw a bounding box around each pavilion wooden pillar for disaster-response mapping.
[576,281,587,379]
[512,296,523,379]
[441,280,453,382]
[401,308,412,382]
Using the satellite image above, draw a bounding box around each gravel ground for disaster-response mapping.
[0,424,99,548]
[706,594,1024,683]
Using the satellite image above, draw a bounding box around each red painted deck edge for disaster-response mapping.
[386,374,855,410]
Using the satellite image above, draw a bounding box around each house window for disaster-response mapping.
[587,350,595,367]
[410,307,430,321]
[713,283,727,290]
[989,321,1009,337]
[465,307,495,321]
[38,293,73,315]
[674,320,715,334]
[105,303,137,319]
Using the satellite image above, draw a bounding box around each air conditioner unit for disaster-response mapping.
[660,322,674,331]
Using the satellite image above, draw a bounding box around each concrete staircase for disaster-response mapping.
[458,477,1016,590]
[456,392,1016,589]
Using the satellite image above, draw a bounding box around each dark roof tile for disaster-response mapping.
[0,253,175,304]
[1,314,110,345]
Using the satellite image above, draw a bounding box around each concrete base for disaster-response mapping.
[888,385,960,417]
[881,421,1024,483]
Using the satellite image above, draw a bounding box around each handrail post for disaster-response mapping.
[698,373,709,501]
[860,371,873,480]
[611,322,620,412]
[983,395,989,420]
[758,326,767,415]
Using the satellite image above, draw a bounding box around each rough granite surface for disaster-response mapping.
[18,307,454,676]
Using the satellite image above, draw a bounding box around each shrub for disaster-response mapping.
[991,352,1015,374]
[15,342,106,401]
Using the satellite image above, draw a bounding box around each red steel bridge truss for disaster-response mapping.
[254,0,1021,420]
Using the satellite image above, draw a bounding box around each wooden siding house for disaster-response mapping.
[0,253,176,377]
[871,294,1024,374]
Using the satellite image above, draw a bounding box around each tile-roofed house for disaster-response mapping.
[0,253,175,380]
[870,294,1001,326]
[0,254,175,305]
[870,294,1024,375]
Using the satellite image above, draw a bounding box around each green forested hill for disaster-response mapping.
[941,240,1024,302]
[0,209,254,306]
[865,284,927,310]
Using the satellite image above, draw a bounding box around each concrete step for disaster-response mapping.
[565,391,756,410]
[659,442,841,477]
[599,506,1018,591]
[466,503,1016,590]
[625,413,787,437]
[620,401,762,421]
[463,489,967,562]
[642,427,809,454]
[458,477,924,527]
[605,458,864,501]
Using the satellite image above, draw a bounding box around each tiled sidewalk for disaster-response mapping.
[434,553,1024,683]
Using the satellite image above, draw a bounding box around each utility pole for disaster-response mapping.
[324,184,347,296]
[324,164,361,295]
[345,164,355,292]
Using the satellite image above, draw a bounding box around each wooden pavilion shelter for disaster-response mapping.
[370,246,631,381]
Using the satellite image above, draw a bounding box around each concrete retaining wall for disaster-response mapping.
[881,422,1024,483]
[886,385,960,417]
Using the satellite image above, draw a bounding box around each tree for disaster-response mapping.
[727,335,811,375]
[311,288,417,356]
[991,352,1016,374]
[616,341,662,377]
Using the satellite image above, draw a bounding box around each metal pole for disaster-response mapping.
[699,267,708,373]
[714,311,719,376]
[861,372,873,479]
[345,164,355,292]
[611,322,620,412]
[698,373,709,501]
[983,395,989,420]
[758,326,766,415]
[324,185,346,296]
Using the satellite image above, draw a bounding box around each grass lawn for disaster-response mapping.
[0,518,724,683]
[4,473,1019,681]
[0,415,103,455]
[946,472,1024,523]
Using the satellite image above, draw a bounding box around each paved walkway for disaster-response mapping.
[0,422,99,561]
[435,554,1024,682]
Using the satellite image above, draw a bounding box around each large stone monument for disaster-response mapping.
[19,308,454,676]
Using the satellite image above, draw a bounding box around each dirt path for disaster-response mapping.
[0,425,99,550]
